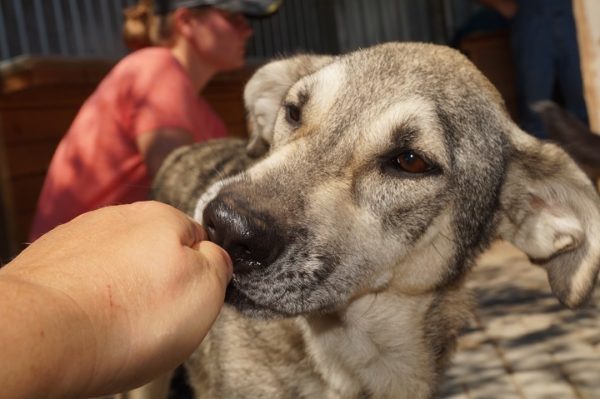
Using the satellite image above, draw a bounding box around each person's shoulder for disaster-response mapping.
[110,47,184,88]
[96,48,177,97]
[120,47,177,69]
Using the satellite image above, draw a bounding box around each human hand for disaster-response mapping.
[1,201,232,398]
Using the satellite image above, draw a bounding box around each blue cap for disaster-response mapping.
[155,0,283,17]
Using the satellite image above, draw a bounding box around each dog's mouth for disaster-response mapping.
[221,247,352,319]
[224,283,291,318]
[225,280,339,319]
[224,269,302,318]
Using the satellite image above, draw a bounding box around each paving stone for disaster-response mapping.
[440,343,522,399]
[508,370,577,399]
[550,343,600,399]
[441,240,600,399]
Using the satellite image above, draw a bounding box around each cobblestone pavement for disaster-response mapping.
[438,241,600,399]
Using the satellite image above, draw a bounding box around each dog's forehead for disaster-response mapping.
[279,42,509,176]
[314,43,501,116]
[287,61,347,118]
[292,43,491,126]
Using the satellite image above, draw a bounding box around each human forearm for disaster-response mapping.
[0,274,96,398]
[137,128,194,177]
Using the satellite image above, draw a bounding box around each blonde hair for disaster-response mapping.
[122,0,175,50]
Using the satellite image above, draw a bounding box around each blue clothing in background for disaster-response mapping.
[511,0,588,138]
[451,7,510,47]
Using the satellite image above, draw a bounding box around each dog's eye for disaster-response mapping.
[285,104,301,125]
[384,150,436,176]
[396,151,432,173]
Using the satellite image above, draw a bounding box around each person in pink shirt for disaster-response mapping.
[29,0,282,241]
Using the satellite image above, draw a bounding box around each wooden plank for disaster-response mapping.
[0,127,19,261]
[573,0,600,132]
[459,30,518,121]
[5,139,57,177]
[10,174,46,214]
[0,56,114,94]
[0,85,97,108]
[204,65,259,138]
[0,107,76,144]
[14,211,33,248]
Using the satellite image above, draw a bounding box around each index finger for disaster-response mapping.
[128,201,207,248]
[162,205,206,248]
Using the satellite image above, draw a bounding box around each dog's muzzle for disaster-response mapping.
[203,191,284,273]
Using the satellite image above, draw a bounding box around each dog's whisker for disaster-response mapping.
[438,230,457,245]
[430,241,445,263]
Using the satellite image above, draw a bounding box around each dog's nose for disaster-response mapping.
[202,194,283,274]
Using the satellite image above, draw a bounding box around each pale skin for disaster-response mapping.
[137,7,253,176]
[0,201,232,398]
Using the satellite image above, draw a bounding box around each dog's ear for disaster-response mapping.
[244,54,334,158]
[498,129,600,308]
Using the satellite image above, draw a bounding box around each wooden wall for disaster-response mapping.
[203,63,257,139]
[0,57,254,261]
[0,57,112,260]
[459,29,519,121]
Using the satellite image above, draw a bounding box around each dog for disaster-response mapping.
[152,42,600,398]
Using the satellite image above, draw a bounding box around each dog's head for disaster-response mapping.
[197,43,600,318]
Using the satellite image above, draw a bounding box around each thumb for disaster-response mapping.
[178,241,232,350]
[150,241,232,372]
[188,241,233,328]
[196,241,233,292]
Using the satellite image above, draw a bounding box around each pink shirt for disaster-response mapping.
[29,48,228,241]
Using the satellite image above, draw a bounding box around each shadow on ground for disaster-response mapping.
[438,241,600,399]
